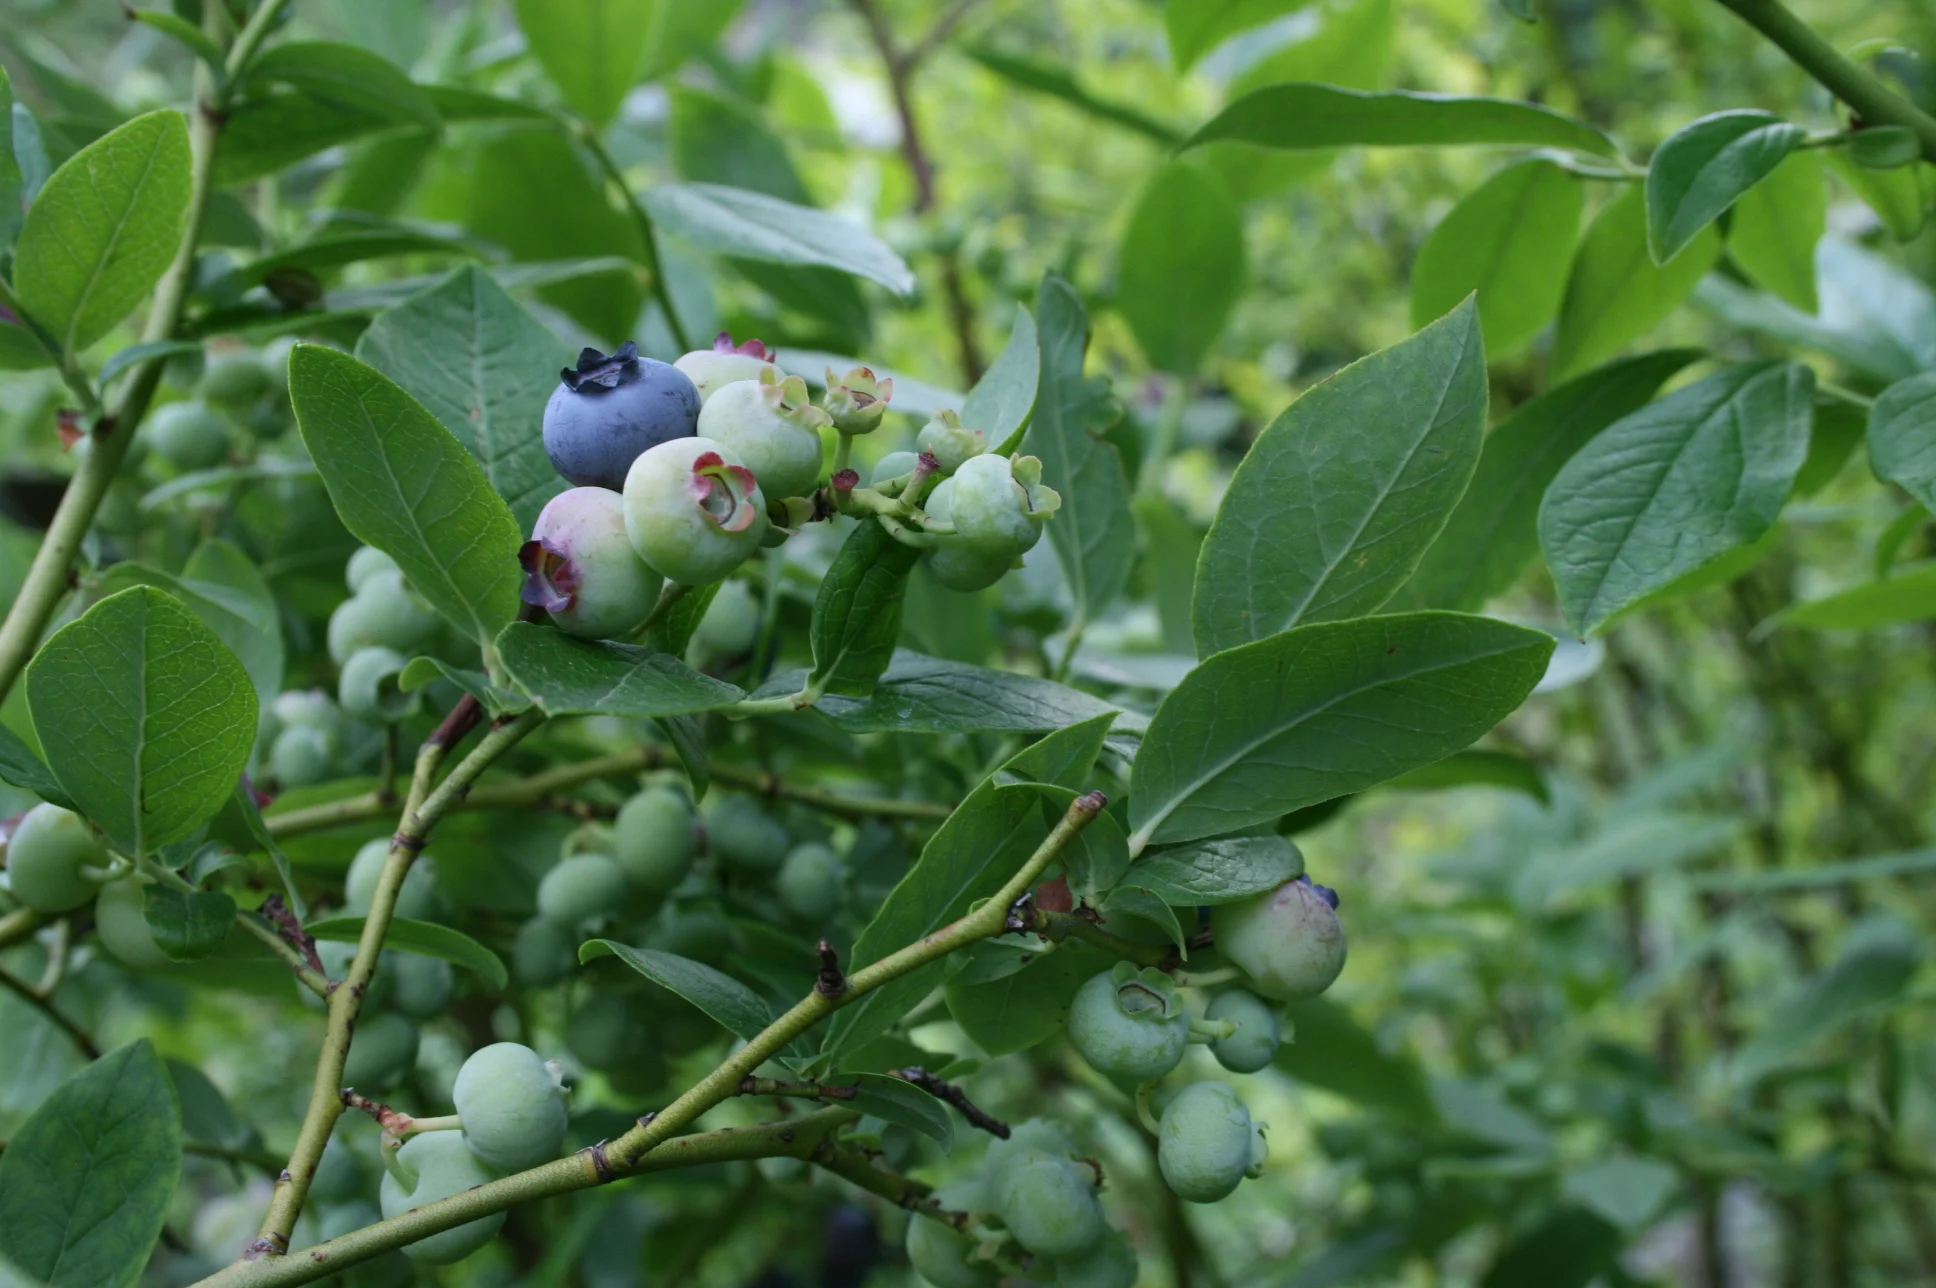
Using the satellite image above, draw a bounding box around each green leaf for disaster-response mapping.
[1183,84,1618,158]
[644,581,719,659]
[12,110,190,356]
[216,90,401,185]
[98,338,200,388]
[945,942,1113,1058]
[0,1040,182,1288]
[25,587,256,857]
[806,520,922,701]
[1025,274,1134,622]
[128,9,224,71]
[0,68,22,252]
[1053,796,1132,902]
[1728,151,1825,313]
[838,1073,954,1149]
[1732,916,1924,1088]
[511,0,659,127]
[1478,1207,1621,1288]
[1645,110,1805,263]
[581,941,773,1040]
[95,556,283,705]
[1193,298,1487,655]
[237,229,477,286]
[398,656,532,717]
[1129,612,1554,849]
[1410,159,1582,357]
[0,724,76,812]
[1824,148,1929,242]
[1101,884,1187,951]
[356,265,570,533]
[1397,349,1699,612]
[1274,996,1438,1123]
[820,714,1115,1065]
[1561,1158,1679,1231]
[496,623,745,717]
[1775,561,1936,631]
[965,309,1040,456]
[229,780,305,922]
[1538,361,1814,635]
[308,916,509,989]
[423,85,553,123]
[142,887,235,961]
[247,42,440,129]
[1167,0,1315,72]
[1386,749,1548,801]
[1867,372,1936,511]
[957,46,1182,145]
[807,651,1124,734]
[642,182,915,296]
[1552,185,1721,380]
[289,344,524,647]
[1128,835,1304,905]
[1117,160,1247,374]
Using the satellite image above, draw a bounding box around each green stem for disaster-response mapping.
[233,911,329,996]
[1708,0,1936,163]
[197,793,1105,1287]
[247,709,539,1259]
[1022,907,1172,968]
[565,114,692,352]
[0,907,45,951]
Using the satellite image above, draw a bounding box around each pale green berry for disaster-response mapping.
[345,546,401,595]
[948,453,1058,556]
[1066,963,1189,1083]
[338,647,418,724]
[520,486,664,640]
[621,437,768,586]
[906,1214,995,1288]
[272,688,343,737]
[612,786,696,898]
[392,954,455,1020]
[95,875,172,969]
[199,350,271,407]
[696,369,832,501]
[915,410,986,475]
[378,1132,506,1264]
[704,793,789,873]
[820,365,893,435]
[327,576,439,665]
[1157,1081,1254,1203]
[270,724,337,788]
[1212,877,1346,1001]
[536,853,628,931]
[995,1155,1104,1258]
[775,841,845,921]
[689,579,761,658]
[673,334,780,403]
[343,1011,419,1091]
[344,839,441,921]
[6,803,109,913]
[453,1042,569,1171]
[870,450,920,487]
[512,917,576,987]
[1207,989,1281,1074]
[148,399,230,470]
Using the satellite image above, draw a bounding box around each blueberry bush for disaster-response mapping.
[0,1,1932,1286]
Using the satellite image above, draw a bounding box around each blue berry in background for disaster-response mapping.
[696,369,833,501]
[673,332,780,403]
[543,341,700,491]
[520,487,664,640]
[1212,874,1347,1001]
[1157,1081,1256,1203]
[621,437,767,586]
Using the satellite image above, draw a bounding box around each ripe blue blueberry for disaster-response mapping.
[148,399,230,470]
[1157,1081,1255,1203]
[621,437,768,586]
[613,786,696,898]
[673,332,780,403]
[454,1041,569,1171]
[696,369,832,501]
[520,487,664,640]
[6,803,110,913]
[1066,963,1189,1083]
[1206,989,1281,1074]
[378,1132,506,1264]
[543,342,700,491]
[1212,876,1346,1001]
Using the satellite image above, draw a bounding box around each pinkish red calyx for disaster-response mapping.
[519,539,579,612]
[711,331,776,362]
[687,451,761,532]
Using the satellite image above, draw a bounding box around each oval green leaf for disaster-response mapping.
[642,182,916,295]
[497,622,746,717]
[1644,110,1805,263]
[1867,371,1936,510]
[1410,158,1583,357]
[580,941,774,1041]
[1183,84,1618,158]
[1118,160,1247,374]
[1551,184,1720,380]
[307,915,509,990]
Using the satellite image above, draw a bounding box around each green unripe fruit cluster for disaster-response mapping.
[453,1041,569,1171]
[1157,1081,1256,1203]
[622,437,767,587]
[689,579,761,659]
[345,839,441,922]
[536,853,628,931]
[905,1196,995,1288]
[1066,963,1190,1082]
[1212,876,1346,1001]
[147,399,230,471]
[343,1011,419,1091]
[512,917,577,987]
[327,565,439,666]
[1207,989,1281,1073]
[6,803,109,913]
[704,793,789,873]
[985,1121,1105,1259]
[612,786,696,898]
[378,1132,506,1264]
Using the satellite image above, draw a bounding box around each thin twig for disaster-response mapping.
[735,1077,858,1101]
[0,963,100,1059]
[890,1066,1010,1138]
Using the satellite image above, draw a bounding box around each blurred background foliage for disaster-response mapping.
[3,0,1935,1286]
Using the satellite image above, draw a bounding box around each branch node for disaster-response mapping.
[584,1139,617,1182]
[243,1233,289,1260]
[815,939,848,999]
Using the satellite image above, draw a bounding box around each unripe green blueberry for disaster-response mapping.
[147,399,230,470]
[95,875,172,969]
[612,786,696,898]
[983,1119,1079,1190]
[272,687,344,737]
[1066,963,1189,1083]
[302,941,394,1012]
[948,453,1058,557]
[621,437,767,586]
[338,647,418,725]
[915,410,986,475]
[314,1202,413,1288]
[536,853,628,931]
[1211,877,1346,1001]
[703,793,789,873]
[512,916,576,987]
[199,349,272,407]
[925,539,1014,593]
[1206,989,1281,1074]
[673,333,779,403]
[696,370,831,500]
[870,450,920,487]
[1157,1081,1254,1204]
[1047,1229,1139,1288]
[345,839,441,921]
[392,954,455,1020]
[6,803,109,913]
[905,1213,995,1288]
[345,546,400,595]
[689,579,761,658]
[378,1131,506,1264]
[343,1010,419,1091]
[520,487,664,640]
[453,1041,569,1171]
[327,574,439,665]
[994,1155,1104,1258]
[775,841,845,921]
[820,364,893,435]
[270,724,338,788]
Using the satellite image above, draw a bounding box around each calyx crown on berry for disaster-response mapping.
[821,365,894,435]
[1108,960,1182,1016]
[1009,455,1062,520]
[711,331,776,362]
[916,409,987,473]
[560,341,642,393]
[687,451,762,532]
[753,367,834,430]
[518,540,576,612]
